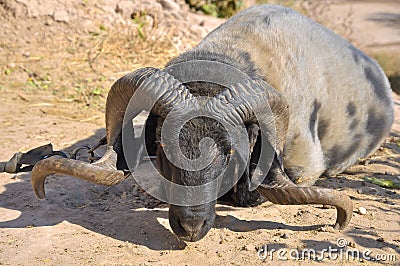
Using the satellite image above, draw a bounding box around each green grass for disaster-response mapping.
[371,52,400,94]
[185,0,244,18]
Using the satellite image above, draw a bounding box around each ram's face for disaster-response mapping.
[156,116,232,241]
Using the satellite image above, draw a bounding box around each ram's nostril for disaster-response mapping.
[179,216,207,238]
[169,205,216,241]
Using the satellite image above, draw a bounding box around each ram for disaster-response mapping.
[30,5,394,242]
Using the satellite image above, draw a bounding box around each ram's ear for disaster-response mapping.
[247,124,260,156]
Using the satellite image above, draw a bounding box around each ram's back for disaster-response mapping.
[181,4,394,184]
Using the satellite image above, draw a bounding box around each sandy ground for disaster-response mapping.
[0,1,400,265]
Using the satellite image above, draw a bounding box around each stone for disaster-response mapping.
[357,207,367,215]
[53,9,70,23]
[158,0,180,12]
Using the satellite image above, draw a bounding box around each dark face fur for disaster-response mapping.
[156,116,232,241]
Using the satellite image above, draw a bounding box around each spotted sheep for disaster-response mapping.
[30,5,394,241]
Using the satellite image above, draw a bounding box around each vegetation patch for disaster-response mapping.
[371,52,400,94]
[185,0,244,18]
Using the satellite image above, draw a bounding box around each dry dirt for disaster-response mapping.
[0,0,399,265]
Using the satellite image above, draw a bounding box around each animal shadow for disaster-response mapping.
[0,129,321,251]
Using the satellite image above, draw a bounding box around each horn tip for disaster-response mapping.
[333,217,351,230]
[34,189,46,199]
[32,181,46,199]
[333,199,353,230]
[333,222,344,230]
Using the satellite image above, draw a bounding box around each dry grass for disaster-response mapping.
[1,0,397,125]
[0,18,192,123]
[255,0,332,18]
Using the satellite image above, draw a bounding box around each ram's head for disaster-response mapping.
[31,63,352,242]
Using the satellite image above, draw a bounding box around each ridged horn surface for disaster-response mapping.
[31,146,125,199]
[31,68,193,199]
[256,185,353,229]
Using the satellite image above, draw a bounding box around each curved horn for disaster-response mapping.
[256,185,353,230]
[106,67,159,145]
[207,79,289,151]
[106,68,194,145]
[32,146,124,198]
[31,68,194,198]
[209,79,352,229]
